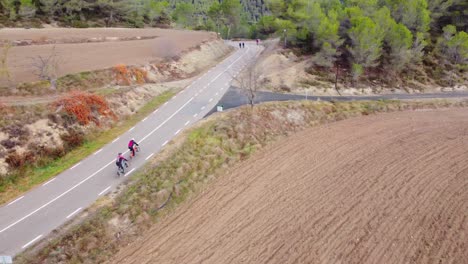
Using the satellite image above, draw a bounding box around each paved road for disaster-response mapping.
[206,87,468,115]
[0,42,263,256]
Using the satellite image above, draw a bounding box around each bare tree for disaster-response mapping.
[31,46,61,91]
[233,61,261,108]
[0,42,11,83]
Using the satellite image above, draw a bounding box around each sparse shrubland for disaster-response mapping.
[16,99,468,263]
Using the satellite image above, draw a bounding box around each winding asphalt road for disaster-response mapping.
[0,42,263,256]
[206,87,468,116]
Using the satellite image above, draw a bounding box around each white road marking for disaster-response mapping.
[22,234,42,249]
[163,102,168,106]
[0,158,115,234]
[112,137,119,143]
[125,168,135,177]
[42,178,56,187]
[193,113,199,118]
[70,162,81,170]
[153,109,159,114]
[94,149,102,155]
[142,117,148,122]
[209,98,213,102]
[184,121,190,126]
[215,92,219,96]
[129,127,135,131]
[0,46,252,235]
[175,129,181,135]
[66,207,82,219]
[195,92,199,96]
[8,196,24,206]
[139,97,194,143]
[201,106,206,110]
[162,140,169,146]
[98,186,111,196]
[145,153,154,160]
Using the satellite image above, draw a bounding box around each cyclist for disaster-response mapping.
[116,152,128,174]
[128,138,139,157]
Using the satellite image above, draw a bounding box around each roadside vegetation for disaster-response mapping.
[256,0,467,88]
[16,99,468,263]
[0,89,175,204]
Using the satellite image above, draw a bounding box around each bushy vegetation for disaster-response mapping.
[3,1,464,86]
[0,0,266,38]
[255,0,467,86]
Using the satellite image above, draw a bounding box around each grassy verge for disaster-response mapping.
[16,99,468,263]
[0,90,175,204]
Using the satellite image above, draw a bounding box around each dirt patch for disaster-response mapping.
[111,108,468,264]
[0,28,216,87]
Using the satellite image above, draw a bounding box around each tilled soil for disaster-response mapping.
[1,28,215,86]
[112,109,468,264]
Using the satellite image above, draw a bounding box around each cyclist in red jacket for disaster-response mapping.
[128,138,139,157]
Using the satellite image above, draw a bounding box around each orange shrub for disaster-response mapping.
[132,68,148,84]
[113,64,130,85]
[53,91,116,126]
[0,103,13,115]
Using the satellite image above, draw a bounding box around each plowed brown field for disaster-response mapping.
[1,28,215,86]
[112,109,468,264]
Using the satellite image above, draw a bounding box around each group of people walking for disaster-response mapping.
[238,39,260,49]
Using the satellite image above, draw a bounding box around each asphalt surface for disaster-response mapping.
[206,87,468,116]
[0,42,263,256]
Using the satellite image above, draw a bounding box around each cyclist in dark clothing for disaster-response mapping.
[116,153,128,173]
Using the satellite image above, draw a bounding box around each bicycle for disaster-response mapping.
[116,160,129,177]
[130,145,141,159]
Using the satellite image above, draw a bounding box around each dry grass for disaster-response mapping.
[15,99,468,264]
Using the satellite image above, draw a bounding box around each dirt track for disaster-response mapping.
[0,28,215,86]
[111,109,468,264]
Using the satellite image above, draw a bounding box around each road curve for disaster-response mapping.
[0,41,263,256]
[206,87,468,115]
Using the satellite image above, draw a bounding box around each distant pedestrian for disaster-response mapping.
[242,42,245,48]
[239,42,241,48]
[256,39,259,45]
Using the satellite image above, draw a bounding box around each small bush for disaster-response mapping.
[53,91,116,126]
[6,124,29,140]
[1,139,18,149]
[61,129,85,149]
[113,64,130,85]
[5,151,34,169]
